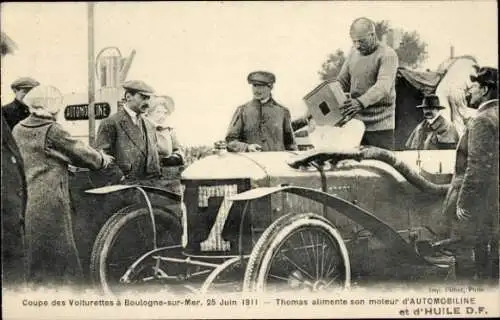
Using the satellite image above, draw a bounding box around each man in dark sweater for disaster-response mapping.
[336,17,399,150]
[2,77,40,130]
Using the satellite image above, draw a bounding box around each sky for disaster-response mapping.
[1,1,498,146]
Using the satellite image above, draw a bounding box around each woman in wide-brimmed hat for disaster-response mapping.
[145,95,184,166]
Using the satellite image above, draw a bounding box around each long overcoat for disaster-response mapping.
[12,113,104,285]
[442,99,499,243]
[405,114,459,150]
[1,113,27,287]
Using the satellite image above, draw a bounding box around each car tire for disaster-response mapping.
[243,212,350,293]
[90,206,182,295]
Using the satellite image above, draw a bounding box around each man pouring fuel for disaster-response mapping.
[336,17,399,150]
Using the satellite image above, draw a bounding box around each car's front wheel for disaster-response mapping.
[243,212,350,293]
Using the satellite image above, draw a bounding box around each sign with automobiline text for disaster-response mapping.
[64,102,111,121]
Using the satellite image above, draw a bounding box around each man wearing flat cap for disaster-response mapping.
[96,80,161,182]
[442,67,499,281]
[2,76,40,130]
[405,94,459,150]
[225,71,297,152]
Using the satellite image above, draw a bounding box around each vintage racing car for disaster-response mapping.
[69,56,476,296]
[85,145,457,296]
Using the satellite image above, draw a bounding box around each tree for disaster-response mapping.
[374,20,391,41]
[318,20,428,80]
[395,30,428,69]
[184,145,214,165]
[318,49,346,81]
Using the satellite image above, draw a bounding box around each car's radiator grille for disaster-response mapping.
[182,179,250,253]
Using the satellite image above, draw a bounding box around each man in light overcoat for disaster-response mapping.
[405,94,459,150]
[13,85,113,286]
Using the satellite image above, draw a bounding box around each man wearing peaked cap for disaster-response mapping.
[2,77,40,130]
[247,71,276,86]
[10,77,40,90]
[122,80,155,96]
[95,80,184,224]
[441,66,499,281]
[226,71,297,152]
[96,79,162,183]
[405,94,459,150]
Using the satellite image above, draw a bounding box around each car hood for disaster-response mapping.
[181,149,456,183]
[181,151,300,181]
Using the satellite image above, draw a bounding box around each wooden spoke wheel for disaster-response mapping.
[243,213,350,293]
[90,207,182,296]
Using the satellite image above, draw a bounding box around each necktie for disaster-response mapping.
[137,114,146,141]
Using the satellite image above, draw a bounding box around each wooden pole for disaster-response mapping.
[87,2,96,146]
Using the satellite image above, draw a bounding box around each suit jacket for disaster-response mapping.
[1,112,27,285]
[225,97,297,152]
[442,99,499,242]
[96,108,161,181]
[405,114,459,150]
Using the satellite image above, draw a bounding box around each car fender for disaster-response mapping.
[85,184,181,202]
[86,184,182,250]
[230,185,427,264]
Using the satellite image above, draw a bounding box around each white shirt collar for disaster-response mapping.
[123,105,141,125]
[260,96,271,104]
[426,114,440,125]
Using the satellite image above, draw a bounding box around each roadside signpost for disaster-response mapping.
[88,2,96,145]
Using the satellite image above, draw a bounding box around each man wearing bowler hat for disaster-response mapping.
[2,76,40,130]
[405,94,459,150]
[96,80,161,182]
[226,71,297,152]
[442,66,499,281]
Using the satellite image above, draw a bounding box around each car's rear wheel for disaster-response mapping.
[243,213,350,293]
[200,257,247,294]
[90,206,182,296]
